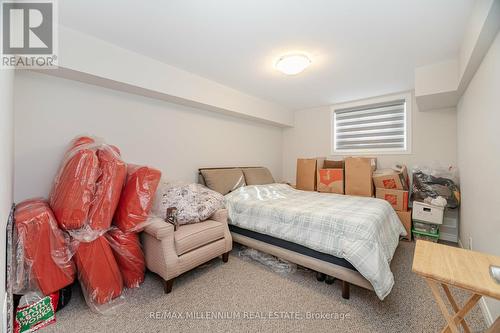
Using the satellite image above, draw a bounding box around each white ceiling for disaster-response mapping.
[60,0,474,110]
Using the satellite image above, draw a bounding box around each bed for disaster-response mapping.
[199,167,406,300]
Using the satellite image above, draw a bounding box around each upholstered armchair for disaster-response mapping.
[141,209,232,293]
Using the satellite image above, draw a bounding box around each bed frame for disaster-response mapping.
[198,167,374,299]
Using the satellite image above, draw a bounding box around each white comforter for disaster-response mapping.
[225,184,406,300]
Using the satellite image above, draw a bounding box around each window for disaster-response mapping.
[331,92,411,154]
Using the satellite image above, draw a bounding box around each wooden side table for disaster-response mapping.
[412,240,500,333]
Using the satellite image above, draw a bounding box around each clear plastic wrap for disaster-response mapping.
[14,291,59,333]
[49,136,100,230]
[71,135,96,149]
[238,247,297,275]
[50,136,130,242]
[87,145,127,232]
[113,164,161,232]
[105,227,145,289]
[411,165,460,208]
[74,236,124,311]
[152,181,225,225]
[13,199,76,296]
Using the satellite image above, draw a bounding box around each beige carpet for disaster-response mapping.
[42,241,487,333]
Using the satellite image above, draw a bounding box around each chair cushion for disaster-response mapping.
[114,165,161,232]
[88,145,127,232]
[14,199,75,295]
[174,220,225,255]
[106,228,145,289]
[74,236,123,305]
[49,144,100,230]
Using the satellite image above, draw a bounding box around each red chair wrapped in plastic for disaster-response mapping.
[49,142,100,230]
[70,136,95,149]
[106,228,145,288]
[14,199,75,296]
[88,146,127,232]
[74,236,123,305]
[114,165,161,232]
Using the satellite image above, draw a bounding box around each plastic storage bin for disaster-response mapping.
[412,201,445,225]
[412,228,440,243]
[440,208,459,243]
[413,221,439,235]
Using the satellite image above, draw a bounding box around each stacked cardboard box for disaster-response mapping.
[345,157,377,197]
[373,165,411,241]
[297,157,377,196]
[296,158,325,191]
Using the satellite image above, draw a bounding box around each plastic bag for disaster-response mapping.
[412,164,459,184]
[411,165,460,208]
[50,136,130,242]
[49,137,100,230]
[113,164,161,232]
[74,236,124,314]
[87,145,127,232]
[105,227,145,289]
[13,199,76,296]
[153,181,225,225]
[238,247,297,275]
[14,291,59,333]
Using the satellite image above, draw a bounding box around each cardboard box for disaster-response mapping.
[323,160,344,169]
[345,157,377,197]
[317,169,344,194]
[372,165,409,190]
[296,158,325,191]
[396,209,412,241]
[376,188,409,211]
[317,160,344,194]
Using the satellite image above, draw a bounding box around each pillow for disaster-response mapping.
[200,169,246,195]
[113,165,161,232]
[242,167,275,185]
[154,182,224,225]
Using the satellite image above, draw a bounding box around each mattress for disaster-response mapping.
[229,224,355,270]
[225,183,406,300]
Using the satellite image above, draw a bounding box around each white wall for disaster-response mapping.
[282,96,458,182]
[54,26,293,127]
[0,69,15,332]
[14,71,284,201]
[457,31,500,322]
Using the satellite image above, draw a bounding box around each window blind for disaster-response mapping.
[334,100,406,151]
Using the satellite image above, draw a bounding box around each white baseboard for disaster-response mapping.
[456,238,493,326]
[2,295,7,333]
[479,298,494,326]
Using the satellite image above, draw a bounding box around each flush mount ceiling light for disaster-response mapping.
[275,54,311,75]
